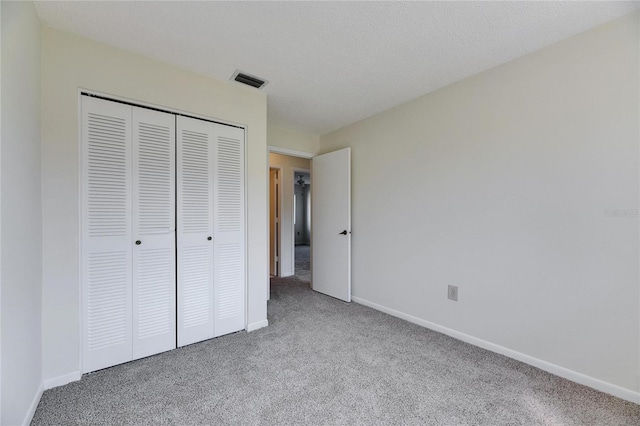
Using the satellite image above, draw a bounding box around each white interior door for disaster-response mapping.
[177,116,215,346]
[132,107,176,359]
[213,124,245,337]
[81,96,133,373]
[311,147,351,302]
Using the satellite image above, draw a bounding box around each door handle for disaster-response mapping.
[339,230,349,235]
[135,240,141,245]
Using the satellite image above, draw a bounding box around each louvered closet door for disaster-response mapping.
[177,116,215,346]
[81,96,133,373]
[213,124,246,337]
[132,107,176,359]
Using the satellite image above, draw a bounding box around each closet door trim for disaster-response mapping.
[79,90,246,129]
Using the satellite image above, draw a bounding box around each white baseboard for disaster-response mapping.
[21,382,43,426]
[44,371,81,390]
[352,296,640,405]
[247,319,269,332]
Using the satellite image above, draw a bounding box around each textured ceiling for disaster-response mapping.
[34,1,639,135]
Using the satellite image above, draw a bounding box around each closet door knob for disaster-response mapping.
[135,240,141,245]
[207,236,212,241]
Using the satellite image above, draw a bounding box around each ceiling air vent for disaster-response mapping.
[231,70,268,89]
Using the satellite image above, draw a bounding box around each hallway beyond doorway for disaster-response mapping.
[294,245,310,283]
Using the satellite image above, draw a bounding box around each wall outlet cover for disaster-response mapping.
[448,285,458,301]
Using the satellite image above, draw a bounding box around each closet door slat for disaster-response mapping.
[81,96,133,373]
[132,107,176,359]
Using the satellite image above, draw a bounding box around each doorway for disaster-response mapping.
[293,171,311,281]
[268,152,312,294]
[267,146,351,303]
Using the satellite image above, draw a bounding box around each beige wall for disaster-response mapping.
[41,27,268,384]
[321,12,640,398]
[269,153,311,276]
[268,124,320,155]
[1,2,43,424]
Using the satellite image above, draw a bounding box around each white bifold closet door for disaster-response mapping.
[177,116,245,346]
[176,116,215,347]
[82,96,176,373]
[81,96,134,373]
[212,124,245,337]
[131,107,176,360]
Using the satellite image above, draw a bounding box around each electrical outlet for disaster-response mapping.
[448,285,458,301]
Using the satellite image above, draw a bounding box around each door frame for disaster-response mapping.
[269,165,283,278]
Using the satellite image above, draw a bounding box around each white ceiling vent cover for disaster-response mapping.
[230,70,268,89]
